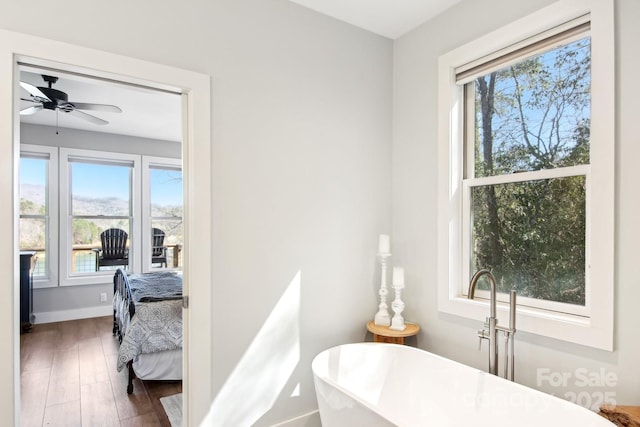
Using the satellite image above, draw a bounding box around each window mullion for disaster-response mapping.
[465,164,590,187]
[19,214,47,219]
[72,215,132,220]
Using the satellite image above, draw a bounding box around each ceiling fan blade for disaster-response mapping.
[70,102,122,113]
[20,105,43,116]
[67,109,109,125]
[20,82,51,102]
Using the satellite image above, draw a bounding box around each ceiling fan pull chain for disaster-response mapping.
[56,109,59,135]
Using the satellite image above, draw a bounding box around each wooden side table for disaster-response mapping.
[366,320,419,345]
[599,405,640,426]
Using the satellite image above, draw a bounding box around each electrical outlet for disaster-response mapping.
[100,292,107,302]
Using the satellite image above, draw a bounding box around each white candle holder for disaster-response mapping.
[374,252,392,326]
[390,284,406,331]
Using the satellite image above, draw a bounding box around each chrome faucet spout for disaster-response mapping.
[468,269,497,319]
[468,269,498,376]
[468,269,516,379]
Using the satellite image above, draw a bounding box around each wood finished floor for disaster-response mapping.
[20,316,182,427]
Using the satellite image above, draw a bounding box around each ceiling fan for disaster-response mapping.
[20,74,122,125]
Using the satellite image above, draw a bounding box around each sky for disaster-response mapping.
[20,158,183,207]
[475,36,591,174]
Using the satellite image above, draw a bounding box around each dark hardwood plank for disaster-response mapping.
[106,354,155,420]
[79,336,110,385]
[20,316,181,427]
[47,347,80,407]
[80,380,121,427]
[144,381,182,427]
[119,412,162,427]
[20,368,49,427]
[21,329,57,372]
[42,400,82,427]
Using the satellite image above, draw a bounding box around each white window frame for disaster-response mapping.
[142,155,182,272]
[59,147,142,286]
[437,0,614,350]
[19,144,58,289]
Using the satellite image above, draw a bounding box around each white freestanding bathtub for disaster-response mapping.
[312,343,613,427]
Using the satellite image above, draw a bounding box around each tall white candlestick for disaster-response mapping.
[378,234,390,254]
[390,284,406,331]
[390,266,406,330]
[392,267,405,288]
[374,252,392,327]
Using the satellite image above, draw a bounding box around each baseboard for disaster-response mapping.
[270,410,321,427]
[34,305,112,324]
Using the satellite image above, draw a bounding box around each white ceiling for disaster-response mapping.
[289,0,463,39]
[19,67,182,143]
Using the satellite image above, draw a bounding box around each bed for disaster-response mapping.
[112,268,183,394]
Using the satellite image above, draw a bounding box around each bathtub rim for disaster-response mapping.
[311,342,483,426]
[311,342,614,426]
[312,342,406,425]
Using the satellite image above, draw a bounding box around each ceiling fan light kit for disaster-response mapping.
[20,74,122,126]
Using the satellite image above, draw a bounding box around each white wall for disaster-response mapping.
[21,123,181,158]
[393,0,640,408]
[1,0,392,425]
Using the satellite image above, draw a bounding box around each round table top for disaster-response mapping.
[366,320,420,338]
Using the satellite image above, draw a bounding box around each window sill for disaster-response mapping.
[32,279,58,289]
[438,293,612,351]
[61,272,116,287]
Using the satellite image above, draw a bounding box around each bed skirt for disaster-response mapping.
[133,348,183,380]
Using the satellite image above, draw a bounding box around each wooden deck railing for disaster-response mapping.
[22,244,183,275]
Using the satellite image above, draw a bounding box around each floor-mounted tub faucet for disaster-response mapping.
[468,269,516,381]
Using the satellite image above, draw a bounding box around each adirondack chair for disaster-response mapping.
[151,227,168,268]
[93,228,129,271]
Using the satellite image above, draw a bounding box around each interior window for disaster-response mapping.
[149,166,183,269]
[19,155,49,279]
[69,159,133,274]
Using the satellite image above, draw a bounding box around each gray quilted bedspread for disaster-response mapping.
[117,299,183,371]
[127,271,183,302]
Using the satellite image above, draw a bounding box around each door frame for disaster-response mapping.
[0,29,212,426]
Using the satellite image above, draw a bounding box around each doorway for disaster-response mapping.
[0,29,212,426]
[18,63,183,425]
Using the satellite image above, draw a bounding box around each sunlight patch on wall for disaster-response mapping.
[290,382,301,398]
[201,271,302,426]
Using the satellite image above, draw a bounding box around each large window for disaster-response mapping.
[437,0,614,350]
[143,157,183,271]
[463,33,590,314]
[69,158,133,274]
[19,145,58,288]
[60,148,141,285]
[20,147,183,287]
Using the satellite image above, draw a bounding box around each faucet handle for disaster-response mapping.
[477,329,488,350]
